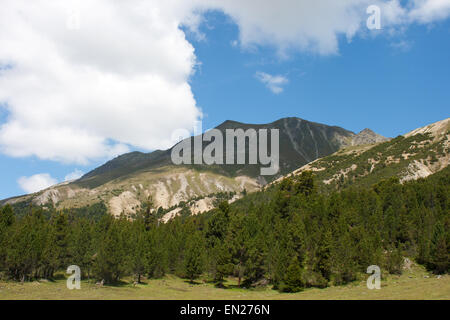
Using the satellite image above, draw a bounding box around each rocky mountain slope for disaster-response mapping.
[288,118,449,190]
[2,117,388,217]
[351,128,388,146]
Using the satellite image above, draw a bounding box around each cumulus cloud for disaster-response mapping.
[0,0,449,165]
[17,169,85,194]
[64,169,84,182]
[202,0,407,55]
[198,0,449,55]
[409,0,450,23]
[18,173,58,194]
[255,72,288,94]
[0,1,202,164]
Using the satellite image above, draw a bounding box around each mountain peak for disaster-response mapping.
[221,119,241,125]
[352,128,388,146]
[358,128,375,135]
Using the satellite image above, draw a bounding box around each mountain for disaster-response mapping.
[351,128,388,146]
[77,117,386,188]
[288,118,449,190]
[1,117,387,217]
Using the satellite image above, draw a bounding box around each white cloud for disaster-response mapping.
[18,173,58,194]
[0,1,449,165]
[17,169,85,194]
[64,169,84,182]
[255,72,288,94]
[409,0,450,23]
[202,0,407,55]
[0,1,202,164]
[198,0,449,55]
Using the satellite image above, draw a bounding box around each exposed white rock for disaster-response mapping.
[109,191,141,217]
[161,207,182,223]
[34,189,60,205]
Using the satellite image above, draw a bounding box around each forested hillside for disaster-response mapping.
[1,167,448,291]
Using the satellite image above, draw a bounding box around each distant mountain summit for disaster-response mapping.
[352,128,389,146]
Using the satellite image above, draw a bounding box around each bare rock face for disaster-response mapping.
[352,128,389,146]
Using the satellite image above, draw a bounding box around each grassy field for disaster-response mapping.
[1,265,449,300]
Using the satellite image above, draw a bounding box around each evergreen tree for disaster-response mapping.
[293,171,316,196]
[143,196,157,231]
[317,228,333,280]
[129,220,149,283]
[146,228,166,278]
[93,219,127,283]
[283,256,304,292]
[430,222,449,274]
[184,233,204,283]
[243,236,266,285]
[331,230,358,285]
[227,213,248,287]
[205,202,229,245]
[42,212,70,278]
[238,209,266,286]
[69,218,94,278]
[212,243,232,286]
[0,205,15,270]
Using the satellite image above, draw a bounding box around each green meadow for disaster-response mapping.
[1,264,448,300]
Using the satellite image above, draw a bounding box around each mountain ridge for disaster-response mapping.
[76,117,387,189]
[1,116,392,217]
[285,117,449,190]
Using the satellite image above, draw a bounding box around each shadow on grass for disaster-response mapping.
[183,279,203,285]
[97,279,137,288]
[44,274,66,282]
[225,284,241,289]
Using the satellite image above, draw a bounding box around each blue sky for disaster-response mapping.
[191,11,449,136]
[0,1,449,199]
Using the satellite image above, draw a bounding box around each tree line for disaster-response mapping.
[0,169,448,292]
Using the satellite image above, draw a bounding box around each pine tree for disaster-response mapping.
[129,220,149,283]
[385,245,404,275]
[205,202,229,246]
[41,212,70,278]
[143,196,157,231]
[146,228,166,278]
[69,218,94,278]
[93,220,127,283]
[212,242,232,286]
[184,233,204,283]
[430,222,449,274]
[317,228,333,280]
[244,237,266,285]
[283,256,304,293]
[331,230,358,285]
[0,204,14,229]
[227,213,248,287]
[0,205,15,271]
[293,171,316,196]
